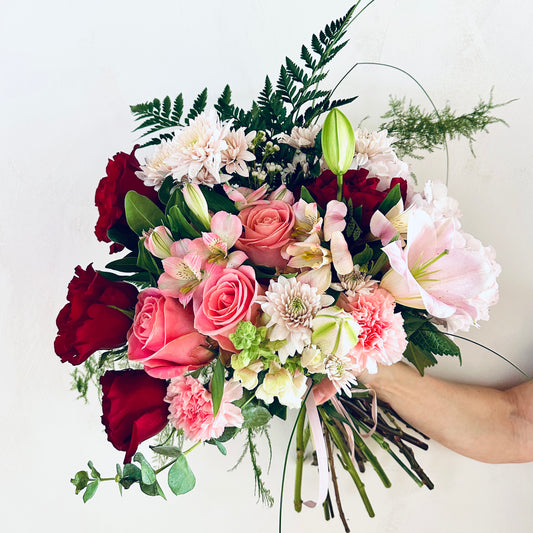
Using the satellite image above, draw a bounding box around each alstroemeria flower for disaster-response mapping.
[158,240,205,306]
[380,209,495,323]
[223,183,270,210]
[370,199,413,246]
[191,211,247,268]
[292,199,323,241]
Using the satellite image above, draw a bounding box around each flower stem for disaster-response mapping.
[293,405,307,512]
[336,173,343,201]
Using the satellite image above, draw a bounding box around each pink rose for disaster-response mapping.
[127,288,214,379]
[194,264,259,351]
[235,200,295,268]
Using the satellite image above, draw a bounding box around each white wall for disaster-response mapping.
[2,1,533,531]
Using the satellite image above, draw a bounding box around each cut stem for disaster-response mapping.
[293,405,307,512]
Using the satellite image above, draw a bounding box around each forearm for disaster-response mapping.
[360,362,533,463]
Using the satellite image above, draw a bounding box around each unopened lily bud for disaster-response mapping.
[144,226,173,259]
[312,306,360,358]
[322,108,356,176]
[183,182,211,231]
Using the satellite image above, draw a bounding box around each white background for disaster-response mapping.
[2,0,533,531]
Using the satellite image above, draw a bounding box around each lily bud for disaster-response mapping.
[321,108,356,175]
[143,225,173,259]
[183,183,211,231]
[312,306,360,357]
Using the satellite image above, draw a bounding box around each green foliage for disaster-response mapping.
[402,309,461,375]
[71,461,102,502]
[231,427,274,507]
[130,94,183,147]
[241,403,273,429]
[124,191,166,236]
[168,454,196,495]
[380,91,510,159]
[211,357,226,417]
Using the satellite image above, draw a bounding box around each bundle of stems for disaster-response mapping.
[293,386,433,532]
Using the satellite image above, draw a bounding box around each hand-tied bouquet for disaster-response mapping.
[55,2,506,529]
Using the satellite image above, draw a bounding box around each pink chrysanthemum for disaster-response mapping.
[221,127,256,177]
[344,288,407,374]
[165,375,243,441]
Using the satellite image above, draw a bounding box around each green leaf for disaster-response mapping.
[267,398,287,420]
[207,439,227,456]
[71,470,90,494]
[167,206,201,239]
[105,255,142,273]
[140,480,166,499]
[87,461,101,480]
[214,426,240,443]
[83,481,99,503]
[378,184,402,215]
[106,226,139,251]
[168,454,196,495]
[133,452,157,485]
[136,238,162,275]
[158,175,175,205]
[242,403,272,429]
[124,190,166,236]
[119,463,142,489]
[351,245,373,266]
[403,341,437,376]
[150,445,182,458]
[211,358,225,417]
[202,186,239,215]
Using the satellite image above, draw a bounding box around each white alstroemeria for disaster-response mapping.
[312,306,360,358]
[143,226,174,259]
[232,360,264,390]
[257,276,334,363]
[301,345,326,374]
[183,183,211,231]
[255,362,307,409]
[370,198,414,246]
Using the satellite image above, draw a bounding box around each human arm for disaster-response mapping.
[359,362,533,463]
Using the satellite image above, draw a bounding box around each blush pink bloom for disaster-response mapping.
[127,288,214,378]
[380,209,499,331]
[194,263,260,351]
[166,376,244,442]
[235,200,296,268]
[339,288,407,374]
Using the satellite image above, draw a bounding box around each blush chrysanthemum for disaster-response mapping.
[257,276,334,363]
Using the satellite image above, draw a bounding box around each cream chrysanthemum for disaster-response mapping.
[165,109,231,186]
[279,125,321,149]
[136,140,176,190]
[324,353,358,396]
[221,128,256,177]
[257,276,334,363]
[353,129,395,167]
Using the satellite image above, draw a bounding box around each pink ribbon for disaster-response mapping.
[303,390,329,508]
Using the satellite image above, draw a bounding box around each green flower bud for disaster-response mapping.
[183,183,211,231]
[311,306,360,357]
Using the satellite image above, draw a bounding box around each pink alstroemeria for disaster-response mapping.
[223,183,270,210]
[267,185,295,205]
[370,199,412,246]
[158,240,205,306]
[192,211,247,268]
[292,199,323,241]
[380,209,495,321]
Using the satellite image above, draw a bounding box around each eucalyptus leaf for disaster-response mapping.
[150,445,182,458]
[124,190,166,235]
[83,481,99,503]
[133,452,157,485]
[71,470,89,494]
[168,454,196,495]
[87,460,101,480]
[242,403,272,429]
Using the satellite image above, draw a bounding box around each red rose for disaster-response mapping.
[94,147,160,253]
[306,169,407,228]
[100,370,169,463]
[54,264,138,365]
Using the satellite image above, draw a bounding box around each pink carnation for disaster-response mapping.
[342,288,407,374]
[165,375,244,442]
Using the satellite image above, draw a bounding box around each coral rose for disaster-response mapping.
[54,264,138,365]
[235,200,295,268]
[100,369,169,463]
[127,288,214,379]
[194,264,259,352]
[95,146,160,253]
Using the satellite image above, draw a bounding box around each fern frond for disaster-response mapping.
[185,88,208,124]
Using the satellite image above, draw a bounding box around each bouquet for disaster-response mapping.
[55,2,505,529]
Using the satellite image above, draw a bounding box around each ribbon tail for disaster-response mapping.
[302,391,329,508]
